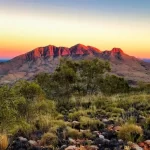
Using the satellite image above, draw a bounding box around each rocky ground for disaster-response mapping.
[7,118,150,150]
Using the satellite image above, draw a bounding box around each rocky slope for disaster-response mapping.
[101,48,150,84]
[0,44,150,84]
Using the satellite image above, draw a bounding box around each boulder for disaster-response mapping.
[144,140,150,145]
[28,140,38,146]
[60,144,68,150]
[89,145,99,150]
[68,138,76,144]
[130,143,143,150]
[99,134,104,139]
[18,137,28,142]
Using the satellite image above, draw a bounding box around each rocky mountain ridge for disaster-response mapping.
[0,44,150,84]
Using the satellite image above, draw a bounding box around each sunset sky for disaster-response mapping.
[0,0,150,59]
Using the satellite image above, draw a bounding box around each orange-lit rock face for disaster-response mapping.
[46,46,54,56]
[70,44,101,56]
[1,43,150,84]
[25,44,101,61]
[26,47,45,60]
[101,48,125,61]
[70,44,87,55]
[25,45,70,60]
[34,47,44,57]
[111,48,124,54]
[59,47,70,56]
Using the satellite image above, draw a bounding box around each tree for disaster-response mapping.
[78,58,110,95]
[0,86,24,133]
[35,73,52,98]
[36,59,112,97]
[13,81,46,125]
[36,59,79,101]
[50,59,79,101]
[14,80,44,101]
[102,74,129,94]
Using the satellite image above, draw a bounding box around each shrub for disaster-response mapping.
[102,74,130,94]
[36,115,67,133]
[48,120,68,134]
[93,97,110,109]
[106,107,124,114]
[80,116,103,131]
[66,127,82,139]
[81,130,93,139]
[118,123,143,142]
[144,117,150,130]
[10,120,35,136]
[51,120,67,128]
[41,132,58,147]
[68,110,87,121]
[55,114,64,120]
[36,116,53,132]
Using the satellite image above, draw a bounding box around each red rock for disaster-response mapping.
[69,44,101,56]
[22,44,102,60]
[70,44,86,55]
[111,48,124,54]
[138,142,145,148]
[59,47,70,56]
[46,45,55,56]
[87,46,101,53]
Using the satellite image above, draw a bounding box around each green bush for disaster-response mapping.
[80,116,103,130]
[106,107,124,114]
[118,123,143,142]
[68,110,87,121]
[93,97,110,109]
[80,130,93,139]
[66,127,82,139]
[41,132,58,147]
[143,117,150,130]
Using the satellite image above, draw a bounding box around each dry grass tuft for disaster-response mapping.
[0,134,8,150]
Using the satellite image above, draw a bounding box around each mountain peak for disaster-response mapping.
[70,43,88,49]
[111,48,124,54]
[24,44,102,60]
[70,44,101,56]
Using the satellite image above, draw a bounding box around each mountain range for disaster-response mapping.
[0,59,9,63]
[0,44,150,84]
[142,59,150,63]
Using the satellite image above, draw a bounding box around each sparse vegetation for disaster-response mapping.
[1,58,150,149]
[118,124,143,142]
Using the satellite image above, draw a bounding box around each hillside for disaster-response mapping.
[0,44,150,84]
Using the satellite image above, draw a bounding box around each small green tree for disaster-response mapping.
[8,80,58,135]
[14,80,44,101]
[35,73,52,98]
[0,86,25,133]
[78,58,110,95]
[102,74,129,94]
[51,59,78,100]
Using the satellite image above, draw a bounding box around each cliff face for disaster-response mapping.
[23,44,101,61]
[0,44,150,84]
